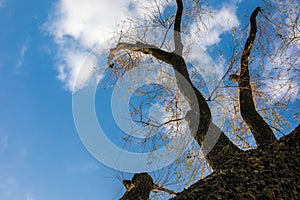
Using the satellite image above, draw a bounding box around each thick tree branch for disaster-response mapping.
[174,0,184,55]
[108,41,211,134]
[120,173,178,200]
[109,41,242,170]
[108,42,175,66]
[230,7,277,147]
[120,173,154,200]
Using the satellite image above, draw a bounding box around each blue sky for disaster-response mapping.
[0,0,299,200]
[0,1,123,199]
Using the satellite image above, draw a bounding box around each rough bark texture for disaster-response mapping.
[172,124,300,200]
[119,125,300,200]
[120,173,154,200]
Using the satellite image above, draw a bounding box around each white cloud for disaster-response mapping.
[50,0,126,47]
[187,6,240,48]
[46,1,240,92]
[45,0,169,92]
[261,38,300,102]
[16,38,30,71]
[56,48,98,92]
[262,60,300,102]
[264,76,299,101]
[47,0,167,46]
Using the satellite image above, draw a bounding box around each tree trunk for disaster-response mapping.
[172,124,300,200]
[119,124,300,200]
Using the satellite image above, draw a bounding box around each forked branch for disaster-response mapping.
[109,0,242,171]
[109,42,242,170]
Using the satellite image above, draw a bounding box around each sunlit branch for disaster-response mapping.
[153,184,177,195]
[230,7,277,147]
[133,117,185,128]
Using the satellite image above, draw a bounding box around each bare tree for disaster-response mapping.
[104,0,300,199]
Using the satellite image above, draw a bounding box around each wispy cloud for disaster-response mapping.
[16,38,31,71]
[264,76,299,102]
[262,48,300,102]
[187,5,239,48]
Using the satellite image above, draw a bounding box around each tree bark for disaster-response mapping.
[119,124,300,200]
[120,173,154,200]
[172,124,300,200]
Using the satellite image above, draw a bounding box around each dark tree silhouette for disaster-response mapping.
[107,1,300,199]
